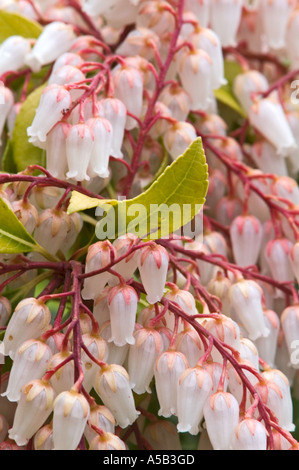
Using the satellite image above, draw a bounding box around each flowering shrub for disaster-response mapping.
[0,0,298,451]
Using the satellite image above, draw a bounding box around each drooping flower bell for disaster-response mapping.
[137,242,169,304]
[259,0,296,50]
[84,404,116,445]
[210,0,243,47]
[109,233,139,286]
[264,238,294,287]
[34,207,72,256]
[281,304,299,370]
[230,418,268,450]
[229,214,263,267]
[47,350,75,395]
[86,116,113,179]
[0,85,14,146]
[233,70,269,114]
[99,98,127,159]
[89,432,127,450]
[163,121,198,161]
[65,122,94,182]
[81,333,108,393]
[0,35,31,76]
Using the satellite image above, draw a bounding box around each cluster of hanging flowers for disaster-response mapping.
[0,0,298,453]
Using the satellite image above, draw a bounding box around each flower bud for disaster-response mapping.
[11,199,39,235]
[260,0,296,50]
[81,333,108,392]
[84,404,115,444]
[137,243,169,304]
[86,116,113,179]
[33,424,54,450]
[45,121,70,180]
[51,51,84,74]
[27,84,72,146]
[203,391,240,450]
[163,121,197,160]
[164,284,197,333]
[89,432,127,450]
[230,418,267,450]
[34,208,72,256]
[108,283,139,347]
[8,379,55,447]
[254,308,280,368]
[230,214,263,267]
[175,325,204,367]
[210,0,243,47]
[2,339,52,402]
[159,83,192,122]
[52,390,90,450]
[99,321,130,365]
[250,140,288,177]
[109,234,139,286]
[3,298,51,359]
[265,238,294,287]
[177,365,213,435]
[233,70,269,113]
[0,35,31,76]
[0,85,14,145]
[204,314,241,362]
[47,350,75,394]
[65,122,94,182]
[281,304,299,370]
[25,21,75,73]
[99,98,127,159]
[154,349,189,418]
[94,364,140,428]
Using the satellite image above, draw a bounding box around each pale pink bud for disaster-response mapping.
[11,199,39,235]
[207,271,232,317]
[99,321,130,365]
[108,283,138,347]
[52,390,90,450]
[51,52,84,74]
[204,314,241,362]
[110,234,139,286]
[89,432,127,450]
[25,21,75,73]
[0,35,31,76]
[81,0,119,17]
[177,365,213,435]
[94,364,140,428]
[93,287,111,327]
[214,196,243,226]
[164,285,197,332]
[210,0,243,47]
[99,98,127,159]
[49,64,85,101]
[249,95,297,157]
[260,0,296,50]
[81,333,108,393]
[184,0,210,27]
[2,339,52,402]
[116,26,160,60]
[227,359,259,406]
[250,140,288,177]
[84,405,115,444]
[203,391,240,450]
[136,1,175,35]
[154,350,189,418]
[163,121,197,161]
[230,214,263,267]
[159,83,192,122]
[239,337,260,371]
[254,308,280,368]
[3,298,51,359]
[137,243,169,304]
[289,241,299,285]
[231,418,267,450]
[228,279,270,341]
[27,84,72,145]
[265,238,294,286]
[178,48,213,111]
[8,379,55,447]
[48,350,75,394]
[281,304,299,370]
[65,122,93,182]
[112,65,144,130]
[144,420,182,450]
[34,208,72,256]
[127,327,163,394]
[271,175,299,207]
[204,361,229,394]
[233,70,269,113]
[33,424,54,450]
[81,241,116,300]
[175,326,204,368]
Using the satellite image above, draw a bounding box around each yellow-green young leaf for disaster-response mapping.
[67,137,209,241]
[214,86,247,118]
[0,11,42,42]
[11,84,47,172]
[0,197,40,253]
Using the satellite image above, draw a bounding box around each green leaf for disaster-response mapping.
[214,86,247,118]
[0,10,42,42]
[11,84,47,172]
[1,139,17,173]
[67,137,209,241]
[0,197,40,254]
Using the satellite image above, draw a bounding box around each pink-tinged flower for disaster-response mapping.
[230,214,263,267]
[8,379,55,447]
[0,35,31,76]
[99,98,127,159]
[184,0,210,27]
[207,271,232,317]
[33,424,54,450]
[3,298,51,359]
[255,309,280,368]
[116,27,160,60]
[65,122,93,182]
[81,0,119,17]
[136,1,175,35]
[112,64,144,130]
[159,83,192,122]
[108,283,139,347]
[25,21,75,72]
[51,51,84,74]
[52,390,90,450]
[94,364,140,428]
[214,196,243,227]
[12,199,39,235]
[250,140,288,177]
[34,207,72,256]
[164,284,197,333]
[93,287,111,327]
[0,85,14,145]
[109,234,139,286]
[271,175,299,207]
[86,116,113,179]
[210,0,243,47]
[47,350,75,395]
[89,432,127,450]
[84,404,115,445]
[178,48,213,111]
[154,349,189,418]
[48,64,86,100]
[228,278,270,341]
[281,304,299,370]
[44,121,70,180]
[137,243,169,304]
[233,70,269,113]
[175,325,204,368]
[265,238,294,286]
[204,314,241,362]
[230,418,267,450]
[27,84,72,146]
[177,365,213,435]
[203,391,240,450]
[81,241,116,300]
[289,241,299,285]
[286,8,299,70]
[259,0,296,50]
[81,333,108,393]
[248,94,297,157]
[164,121,197,161]
[127,327,163,394]
[2,339,52,402]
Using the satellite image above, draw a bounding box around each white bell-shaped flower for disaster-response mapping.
[204,314,241,363]
[66,122,94,182]
[81,0,119,17]
[99,98,127,159]
[259,0,296,50]
[137,243,169,304]
[33,424,54,450]
[3,298,51,359]
[12,199,39,235]
[86,116,113,179]
[230,214,263,267]
[254,308,280,368]
[154,349,189,418]
[94,364,140,428]
[2,339,52,402]
[163,121,197,160]
[281,304,299,370]
[81,333,108,393]
[203,391,240,450]
[233,70,269,114]
[265,238,294,286]
[47,350,75,395]
[127,327,163,394]
[230,418,267,450]
[228,278,270,341]
[107,283,139,347]
[89,432,127,450]
[27,84,72,146]
[109,233,139,286]
[159,83,192,122]
[251,140,288,177]
[0,85,14,145]
[164,284,197,333]
[286,8,299,70]
[184,0,210,27]
[52,390,90,450]
[51,52,84,74]
[178,48,213,111]
[45,121,70,179]
[289,241,299,285]
[48,64,86,100]
[25,21,76,73]
[0,35,31,76]
[175,325,204,367]
[177,365,213,435]
[248,94,297,157]
[34,207,72,256]
[84,404,115,445]
[8,379,55,447]
[210,0,243,47]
